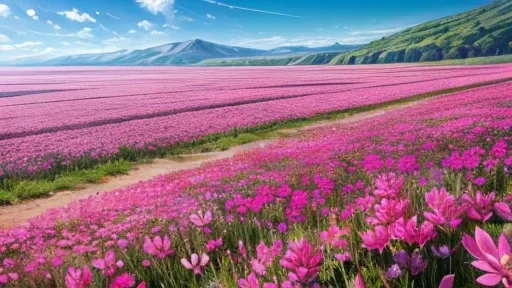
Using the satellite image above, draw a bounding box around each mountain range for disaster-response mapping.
[330,0,512,64]
[40,39,362,66]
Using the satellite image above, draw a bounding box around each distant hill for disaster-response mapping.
[41,39,361,66]
[331,0,512,64]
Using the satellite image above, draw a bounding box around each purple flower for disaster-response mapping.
[385,264,403,280]
[410,250,428,276]
[431,245,451,258]
[277,222,288,233]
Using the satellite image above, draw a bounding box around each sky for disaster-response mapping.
[0,0,494,62]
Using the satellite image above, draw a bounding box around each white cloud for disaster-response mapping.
[106,12,120,20]
[0,34,9,43]
[150,30,165,36]
[75,27,93,38]
[26,9,36,17]
[136,0,174,14]
[61,41,70,46]
[11,47,55,60]
[0,41,43,51]
[163,24,180,30]
[26,9,39,20]
[47,20,61,30]
[14,16,20,20]
[96,11,100,15]
[0,4,10,17]
[349,26,412,36]
[103,37,128,45]
[129,29,137,34]
[100,24,110,32]
[201,0,302,18]
[206,13,216,20]
[58,8,96,23]
[180,16,194,22]
[231,35,369,49]
[137,20,154,31]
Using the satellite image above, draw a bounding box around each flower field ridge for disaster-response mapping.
[0,79,511,287]
[1,64,512,180]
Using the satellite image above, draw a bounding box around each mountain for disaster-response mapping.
[330,0,512,65]
[43,39,266,66]
[41,39,361,66]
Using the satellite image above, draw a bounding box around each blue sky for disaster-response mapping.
[0,0,493,62]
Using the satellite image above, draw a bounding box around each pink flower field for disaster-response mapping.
[1,64,512,178]
[0,66,511,287]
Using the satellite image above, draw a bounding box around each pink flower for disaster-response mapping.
[461,191,495,223]
[143,235,173,259]
[494,201,512,221]
[391,216,436,248]
[206,238,223,252]
[360,225,391,253]
[355,272,366,288]
[424,187,466,228]
[92,250,118,276]
[189,210,213,227]
[462,226,512,287]
[280,238,323,284]
[438,274,454,288]
[65,265,93,288]
[250,241,283,275]
[319,225,349,248]
[109,273,135,288]
[373,172,404,198]
[367,198,409,226]
[180,253,209,275]
[238,272,279,288]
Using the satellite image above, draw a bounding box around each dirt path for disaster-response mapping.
[0,101,421,229]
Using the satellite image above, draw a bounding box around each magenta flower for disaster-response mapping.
[181,253,209,275]
[360,225,391,253]
[424,187,467,228]
[392,216,436,248]
[206,238,223,252]
[367,198,409,226]
[109,273,135,288]
[373,172,404,198]
[355,272,366,288]
[462,226,512,287]
[143,235,174,259]
[92,250,119,276]
[494,201,512,221]
[438,274,455,288]
[238,272,278,288]
[319,225,349,248]
[280,238,323,284]
[189,210,213,227]
[250,240,283,275]
[65,265,93,288]
[461,191,495,223]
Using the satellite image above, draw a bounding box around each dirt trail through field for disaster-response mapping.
[0,100,421,229]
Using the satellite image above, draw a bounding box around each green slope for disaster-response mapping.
[331,0,512,65]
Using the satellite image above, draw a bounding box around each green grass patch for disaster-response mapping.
[0,160,133,205]
[425,54,512,65]
[1,77,511,205]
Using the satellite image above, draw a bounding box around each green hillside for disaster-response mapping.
[331,0,512,64]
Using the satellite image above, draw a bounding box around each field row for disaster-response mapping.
[1,65,511,178]
[0,81,510,287]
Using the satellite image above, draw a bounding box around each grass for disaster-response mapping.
[1,76,511,205]
[0,161,133,205]
[425,54,512,65]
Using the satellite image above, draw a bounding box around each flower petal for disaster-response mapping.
[462,234,484,260]
[498,234,511,259]
[476,273,502,286]
[475,227,499,259]
[438,274,454,288]
[472,260,499,273]
[180,259,193,269]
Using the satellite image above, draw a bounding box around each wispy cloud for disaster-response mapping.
[231,35,369,49]
[0,41,43,51]
[206,13,216,20]
[47,20,61,30]
[349,25,413,36]
[138,20,154,31]
[58,8,96,23]
[106,12,120,20]
[26,9,39,20]
[0,34,9,43]
[163,24,180,30]
[201,0,302,18]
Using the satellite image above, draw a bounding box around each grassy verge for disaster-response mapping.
[425,54,512,65]
[0,161,133,205]
[1,77,511,205]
